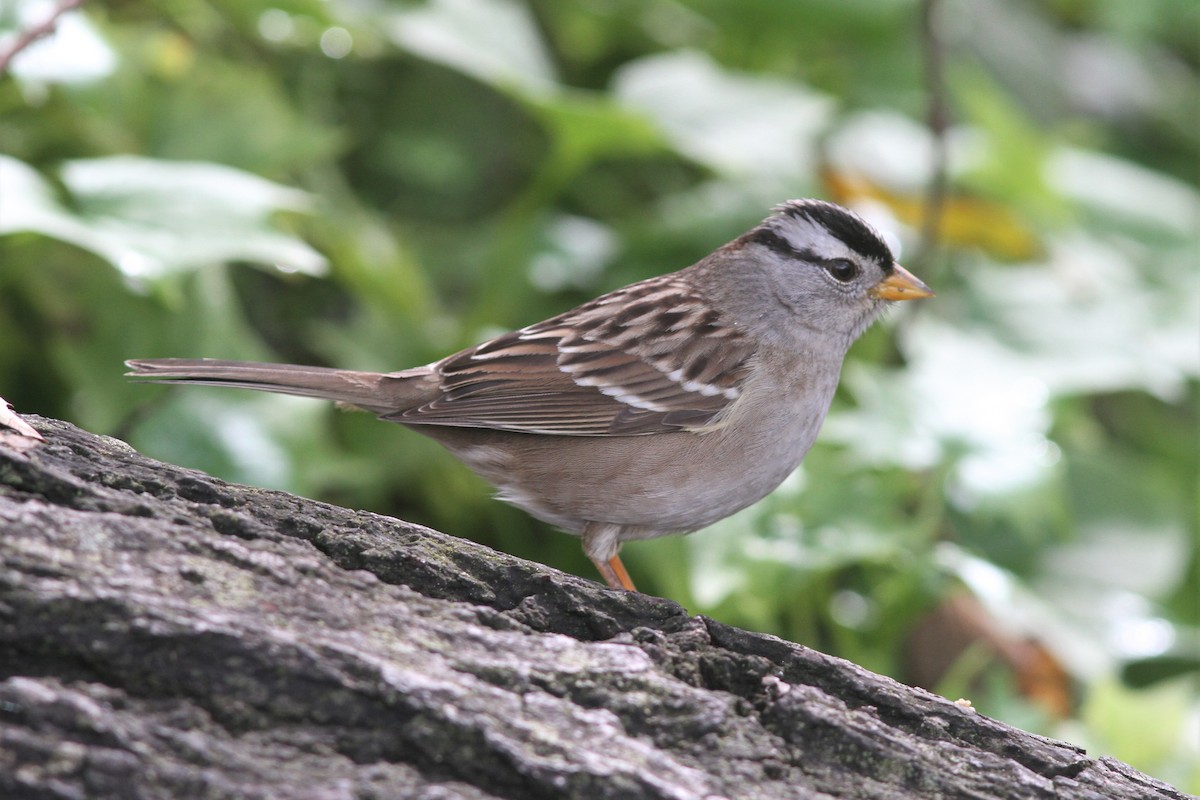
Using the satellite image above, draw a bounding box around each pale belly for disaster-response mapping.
[408,402,827,539]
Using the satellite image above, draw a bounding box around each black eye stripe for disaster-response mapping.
[752,200,895,274]
[749,229,798,257]
[748,230,863,281]
[748,231,829,263]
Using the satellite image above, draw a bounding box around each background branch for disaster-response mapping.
[0,0,86,77]
[916,0,949,272]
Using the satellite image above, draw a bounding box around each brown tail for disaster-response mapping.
[125,358,428,416]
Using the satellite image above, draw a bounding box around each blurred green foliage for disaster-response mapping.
[1,0,1196,789]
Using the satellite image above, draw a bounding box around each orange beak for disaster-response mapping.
[869,264,934,301]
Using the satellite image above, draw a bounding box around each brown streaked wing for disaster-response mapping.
[385,275,756,436]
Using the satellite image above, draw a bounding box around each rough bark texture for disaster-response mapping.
[0,415,1188,800]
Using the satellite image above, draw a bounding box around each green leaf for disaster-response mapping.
[387,0,556,96]
[613,50,834,181]
[1122,652,1200,689]
[0,155,326,279]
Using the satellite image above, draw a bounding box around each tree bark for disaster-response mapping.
[0,416,1187,800]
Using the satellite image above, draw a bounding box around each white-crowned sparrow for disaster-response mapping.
[127,199,932,591]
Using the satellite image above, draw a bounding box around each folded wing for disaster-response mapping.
[387,276,756,436]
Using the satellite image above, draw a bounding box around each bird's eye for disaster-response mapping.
[824,259,860,283]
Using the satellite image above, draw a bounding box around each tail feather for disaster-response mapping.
[124,358,425,416]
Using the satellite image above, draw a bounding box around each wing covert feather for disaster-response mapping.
[387,275,756,436]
